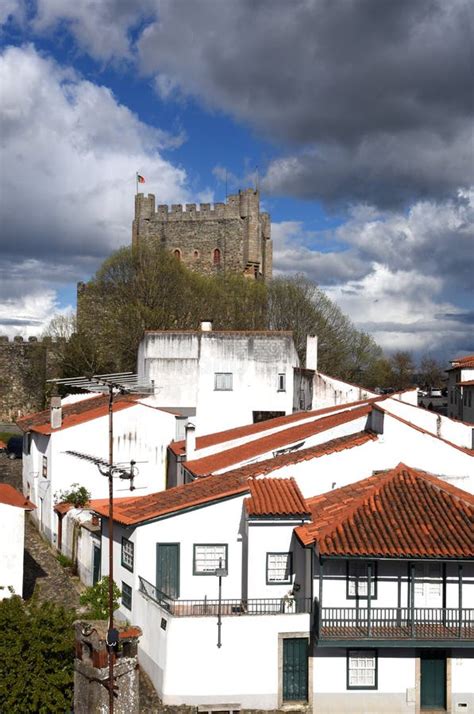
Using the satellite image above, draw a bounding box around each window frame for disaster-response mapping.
[193,543,228,576]
[121,581,132,610]
[266,552,293,585]
[214,372,233,391]
[277,373,286,392]
[346,560,378,600]
[42,455,48,479]
[347,649,378,690]
[121,537,134,573]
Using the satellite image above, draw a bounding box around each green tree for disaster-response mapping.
[79,577,121,620]
[0,596,75,713]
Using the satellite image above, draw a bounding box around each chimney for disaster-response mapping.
[185,422,196,461]
[200,320,213,332]
[306,335,318,372]
[50,396,62,430]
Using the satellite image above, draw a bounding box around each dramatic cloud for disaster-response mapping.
[0,43,191,335]
[137,0,473,208]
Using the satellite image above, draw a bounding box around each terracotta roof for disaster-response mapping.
[17,394,141,434]
[90,471,252,526]
[54,502,75,516]
[219,431,377,480]
[169,396,384,456]
[447,355,474,370]
[458,381,474,387]
[0,484,36,510]
[296,463,474,559]
[245,478,310,518]
[184,405,373,476]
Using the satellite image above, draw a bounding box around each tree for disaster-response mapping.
[419,355,445,389]
[79,577,121,620]
[0,596,75,713]
[390,351,415,389]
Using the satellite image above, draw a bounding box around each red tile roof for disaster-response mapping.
[169,396,384,456]
[447,355,474,370]
[458,381,474,387]
[17,394,141,434]
[184,405,373,476]
[219,431,377,480]
[245,478,309,518]
[296,463,474,558]
[0,484,36,510]
[90,471,253,526]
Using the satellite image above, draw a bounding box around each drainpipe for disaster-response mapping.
[185,422,196,461]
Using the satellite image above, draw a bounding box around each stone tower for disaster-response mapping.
[132,187,272,281]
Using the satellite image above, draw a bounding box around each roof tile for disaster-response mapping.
[0,484,36,510]
[245,478,309,517]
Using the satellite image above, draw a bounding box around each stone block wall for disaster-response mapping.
[0,336,60,422]
[132,188,272,281]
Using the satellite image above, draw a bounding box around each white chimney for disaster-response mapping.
[200,320,213,332]
[306,335,318,372]
[50,396,62,430]
[185,422,196,460]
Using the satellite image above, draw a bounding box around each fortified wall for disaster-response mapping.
[0,336,60,422]
[132,187,272,281]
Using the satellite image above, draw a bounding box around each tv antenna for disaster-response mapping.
[48,372,153,713]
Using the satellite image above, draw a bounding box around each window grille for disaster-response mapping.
[347,561,376,598]
[347,650,377,689]
[277,373,286,391]
[266,552,292,584]
[121,537,134,572]
[122,582,132,610]
[193,544,228,575]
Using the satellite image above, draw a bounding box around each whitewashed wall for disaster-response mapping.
[313,372,376,409]
[0,503,25,599]
[247,521,301,600]
[385,396,474,448]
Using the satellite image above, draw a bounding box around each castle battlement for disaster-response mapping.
[132,186,272,281]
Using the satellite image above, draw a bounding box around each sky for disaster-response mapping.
[0,0,473,362]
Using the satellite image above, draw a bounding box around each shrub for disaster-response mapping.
[79,577,121,620]
[55,483,90,508]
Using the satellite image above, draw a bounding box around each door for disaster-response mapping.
[92,544,101,585]
[282,638,308,702]
[156,543,180,599]
[415,563,443,608]
[420,652,446,710]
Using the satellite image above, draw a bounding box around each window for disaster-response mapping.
[122,582,132,610]
[173,249,181,261]
[347,561,377,598]
[469,390,472,408]
[23,432,31,455]
[193,544,228,575]
[215,372,233,391]
[277,373,286,392]
[121,537,134,572]
[347,650,377,689]
[213,248,221,265]
[42,455,48,479]
[267,552,292,584]
[193,249,199,259]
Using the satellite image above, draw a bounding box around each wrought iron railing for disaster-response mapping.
[139,576,312,617]
[318,606,474,640]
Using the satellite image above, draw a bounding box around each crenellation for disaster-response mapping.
[132,187,272,280]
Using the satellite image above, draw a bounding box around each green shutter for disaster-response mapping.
[283,638,308,701]
[156,543,180,599]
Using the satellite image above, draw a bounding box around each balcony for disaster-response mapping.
[317,606,474,647]
[139,576,312,617]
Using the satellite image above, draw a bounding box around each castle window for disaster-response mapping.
[213,248,221,265]
[173,249,181,261]
[194,250,199,259]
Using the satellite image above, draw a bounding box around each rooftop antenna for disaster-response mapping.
[48,372,153,713]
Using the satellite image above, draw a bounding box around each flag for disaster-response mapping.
[137,174,145,184]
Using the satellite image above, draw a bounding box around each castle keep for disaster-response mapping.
[132,187,272,281]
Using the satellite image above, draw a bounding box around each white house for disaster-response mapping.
[17,393,185,546]
[447,354,474,424]
[90,464,474,712]
[137,324,377,434]
[0,484,35,599]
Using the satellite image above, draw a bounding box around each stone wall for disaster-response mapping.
[132,187,272,281]
[0,336,60,422]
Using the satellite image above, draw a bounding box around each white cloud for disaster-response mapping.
[0,286,72,338]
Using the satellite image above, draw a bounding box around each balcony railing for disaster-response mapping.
[318,606,474,641]
[139,576,312,617]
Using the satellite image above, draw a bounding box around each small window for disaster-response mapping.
[193,249,199,259]
[267,552,292,584]
[42,455,48,479]
[347,561,377,599]
[121,537,134,572]
[122,582,132,610]
[277,373,286,392]
[173,249,181,261]
[215,372,233,391]
[193,544,228,575]
[213,248,221,265]
[347,649,377,689]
